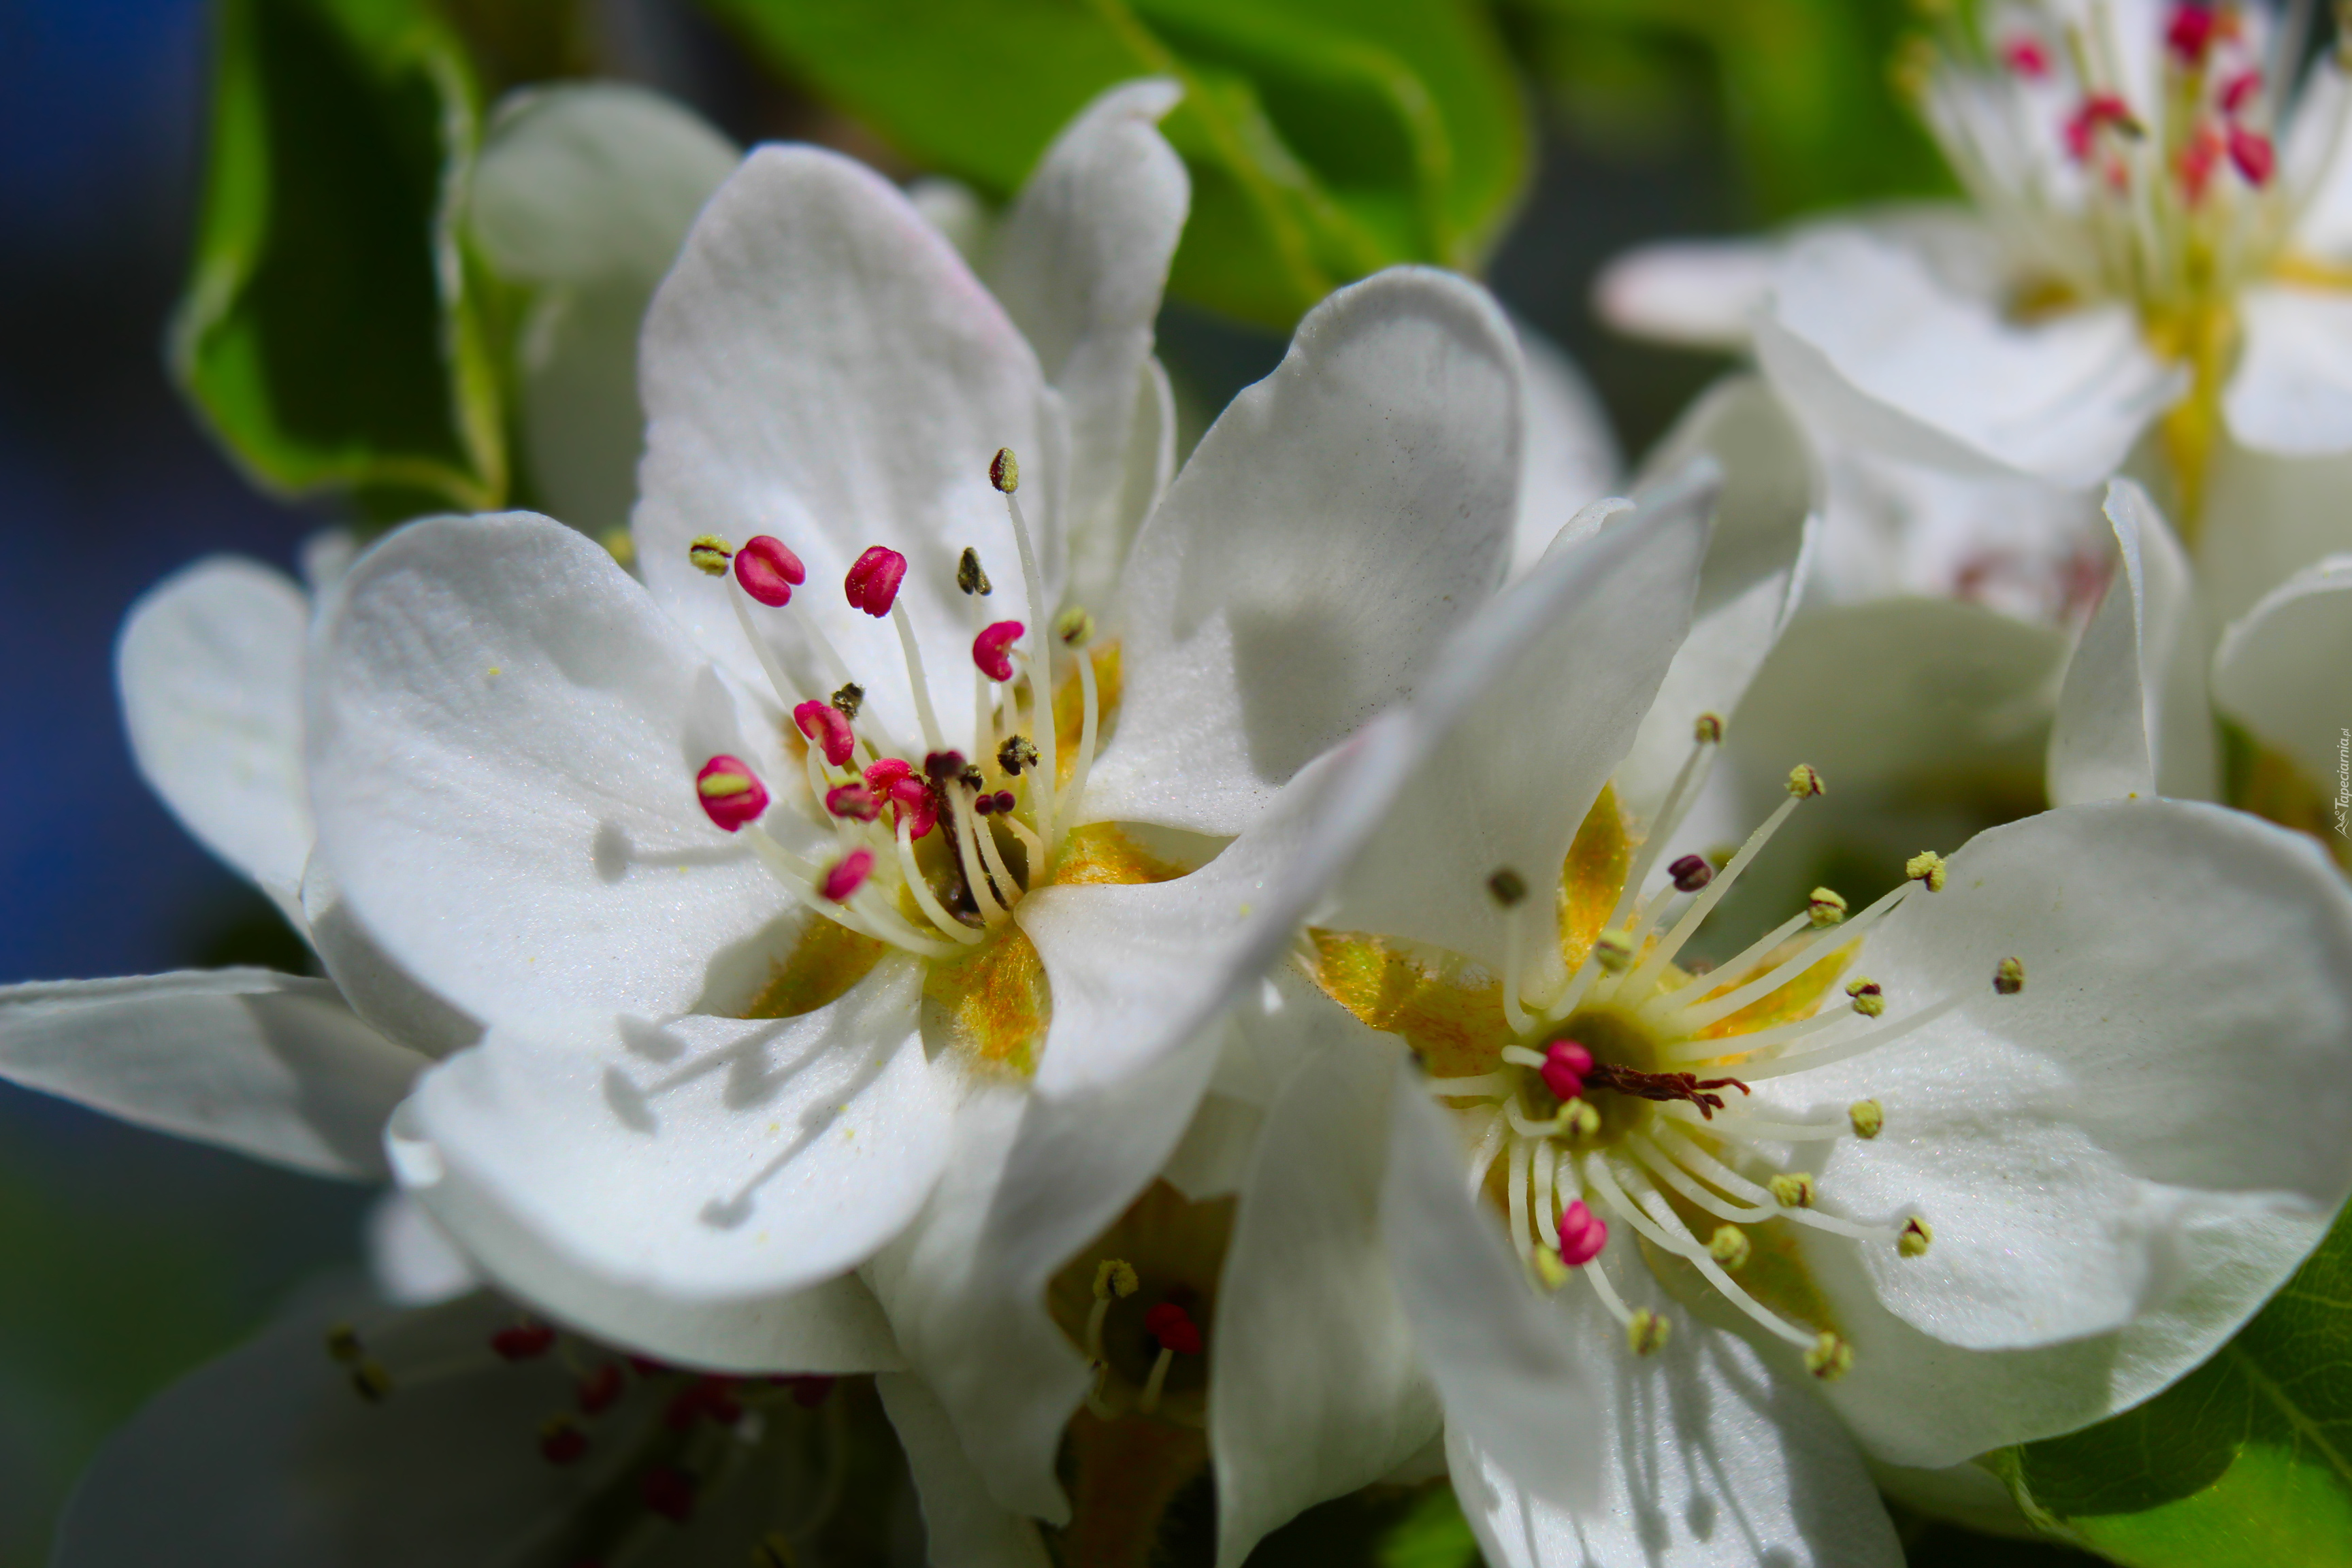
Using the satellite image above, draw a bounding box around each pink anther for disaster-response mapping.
[1143,1300,1203,1355]
[733,535,805,607]
[973,619,1025,681]
[794,700,856,766]
[1541,1039,1593,1104]
[2165,3,2216,65]
[821,847,875,903]
[973,791,998,816]
[694,755,769,833]
[826,783,881,821]
[1668,853,1714,893]
[2001,37,2050,78]
[2228,125,2275,185]
[2065,93,2136,161]
[845,545,908,617]
[992,789,1015,815]
[888,776,937,839]
[2220,69,2261,116]
[865,757,913,791]
[1556,1200,1608,1267]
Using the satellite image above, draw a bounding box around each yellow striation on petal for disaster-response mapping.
[744,917,885,1019]
[1307,930,1514,1081]
[1053,642,1124,789]
[1558,783,1633,977]
[1049,820,1188,889]
[1690,936,1857,1043]
[1639,1177,1844,1342]
[926,924,1050,1077]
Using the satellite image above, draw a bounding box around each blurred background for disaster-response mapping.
[0,1,2097,1562]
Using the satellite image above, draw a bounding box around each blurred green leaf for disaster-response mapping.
[1505,0,1951,220]
[172,0,508,512]
[1989,1201,2352,1568]
[697,0,1530,330]
[1375,1484,1480,1568]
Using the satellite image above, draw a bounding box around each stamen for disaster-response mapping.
[728,583,808,714]
[1659,1006,1846,1066]
[1556,1199,1608,1265]
[825,783,880,822]
[997,735,1039,776]
[1592,1157,1816,1350]
[1708,1224,1750,1269]
[890,601,946,755]
[539,1414,589,1465]
[688,535,734,575]
[1618,765,1822,995]
[1085,1258,1139,1361]
[1597,713,1724,940]
[1900,1217,1935,1258]
[744,826,955,957]
[734,535,806,607]
[695,755,770,833]
[1665,881,1912,1030]
[1489,867,1535,1034]
[957,547,993,598]
[1846,978,1886,1018]
[1464,1109,1507,1197]
[794,701,857,768]
[1767,1172,1818,1209]
[1626,1309,1671,1356]
[1426,1071,1510,1100]
[992,449,1058,858]
[1668,854,1714,893]
[1994,956,2027,994]
[973,620,1024,682]
[1061,614,1101,831]
[490,1320,556,1360]
[1730,993,1967,1081]
[1804,1332,1855,1381]
[1904,849,1948,892]
[1138,1301,1200,1415]
[1541,1039,1592,1103]
[967,782,1026,904]
[845,546,908,618]
[1533,1138,1559,1245]
[896,815,981,945]
[1808,887,1847,926]
[945,787,1011,926]
[832,683,864,719]
[821,849,875,904]
[1848,1099,1885,1139]
[1507,1133,1532,1259]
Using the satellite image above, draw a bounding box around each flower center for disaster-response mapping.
[1310,718,2023,1377]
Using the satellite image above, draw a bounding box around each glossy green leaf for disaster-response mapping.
[696,0,1529,330]
[1989,1201,2352,1568]
[172,0,508,512]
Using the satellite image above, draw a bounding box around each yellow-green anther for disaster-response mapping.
[1594,928,1636,973]
[1565,1100,1603,1139]
[1845,977,1884,1017]
[1899,1217,1934,1258]
[1093,1258,1139,1301]
[325,1323,363,1365]
[1808,887,1848,927]
[1709,1224,1750,1269]
[1627,1309,1672,1356]
[688,534,734,575]
[1805,1331,1854,1381]
[1906,850,1948,892]
[1848,1099,1884,1139]
[990,447,1019,493]
[1056,606,1095,647]
[1532,1247,1571,1292]
[1993,956,2025,994]
[1769,1172,1817,1209]
[351,1360,393,1402]
[1693,713,1725,744]
[1786,764,1826,798]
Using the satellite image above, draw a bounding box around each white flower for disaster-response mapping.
[304,81,1585,1529]
[1190,484,2352,1565]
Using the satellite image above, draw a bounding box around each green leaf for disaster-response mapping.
[172,0,508,512]
[696,0,1529,330]
[1989,1200,2352,1568]
[1375,1484,1480,1568]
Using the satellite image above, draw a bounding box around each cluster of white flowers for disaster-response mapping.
[10,16,2352,1565]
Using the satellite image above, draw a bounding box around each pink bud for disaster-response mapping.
[826,783,881,821]
[1541,1039,1592,1103]
[793,700,856,766]
[734,535,805,606]
[2229,125,2275,185]
[694,755,768,832]
[845,546,909,617]
[1556,1200,1608,1267]
[972,620,1024,681]
[821,847,875,903]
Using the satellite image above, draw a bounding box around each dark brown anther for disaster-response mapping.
[957,547,992,596]
[998,735,1039,775]
[958,762,985,791]
[1668,853,1714,893]
[924,750,966,783]
[830,682,864,719]
[1487,868,1528,907]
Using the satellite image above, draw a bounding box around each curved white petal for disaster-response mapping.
[402,961,949,1325]
[987,78,1187,610]
[1448,1298,1904,1568]
[470,83,738,287]
[2225,285,2352,455]
[0,970,424,1179]
[1592,238,1779,351]
[1210,994,1439,1568]
[55,1294,662,1568]
[1381,1079,1604,1510]
[367,1190,481,1306]
[1745,802,2352,1458]
[300,855,483,1058]
[866,1032,1220,1523]
[2046,479,2215,804]
[634,146,1061,755]
[308,512,800,1030]
[1615,380,1818,823]
[390,1102,902,1373]
[2195,438,2352,625]
[1758,228,2178,488]
[2210,553,2352,789]
[877,1373,1054,1568]
[1509,320,1620,581]
[1081,267,1522,835]
[1324,473,1713,979]
[117,556,312,921]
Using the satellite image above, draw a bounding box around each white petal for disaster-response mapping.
[2210,553,2352,789]
[2224,286,2352,455]
[116,556,312,922]
[402,962,949,1328]
[1748,802,2352,1458]
[1591,238,1778,350]
[367,1190,480,1306]
[987,78,1187,608]
[2046,479,2215,804]
[877,1373,1054,1568]
[300,855,483,1058]
[1210,993,1439,1568]
[0,970,424,1179]
[1758,227,2178,488]
[1325,474,1713,977]
[1726,598,2069,795]
[470,83,738,286]
[308,512,798,1029]
[55,1294,660,1567]
[634,146,1060,755]
[1081,267,1522,835]
[1508,320,1620,581]
[1380,1080,1603,1510]
[1614,378,1818,823]
[866,1033,1220,1522]
[2195,438,2352,625]
[1448,1298,1903,1568]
